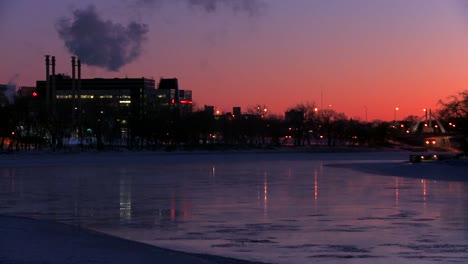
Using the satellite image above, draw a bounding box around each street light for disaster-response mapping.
[394,107,399,121]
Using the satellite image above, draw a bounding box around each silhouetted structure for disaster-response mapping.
[157,78,192,115]
[204,105,215,117]
[36,76,155,145]
[0,84,9,107]
[233,107,241,118]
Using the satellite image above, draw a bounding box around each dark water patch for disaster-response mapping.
[379,243,401,247]
[245,223,301,232]
[186,231,204,235]
[384,243,468,255]
[212,238,277,248]
[323,228,367,233]
[308,254,379,259]
[412,218,435,222]
[416,238,437,243]
[203,220,226,224]
[213,228,249,234]
[405,244,468,254]
[336,224,352,228]
[235,249,254,253]
[358,216,391,221]
[242,232,262,237]
[306,214,326,217]
[212,243,242,248]
[156,236,216,241]
[14,211,42,216]
[280,244,320,249]
[392,222,431,228]
[6,200,17,205]
[325,245,371,253]
[399,254,468,262]
[388,211,420,219]
[231,238,277,244]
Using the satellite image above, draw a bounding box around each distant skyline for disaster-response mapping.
[2,0,468,120]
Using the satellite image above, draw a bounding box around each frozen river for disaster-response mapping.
[0,151,467,263]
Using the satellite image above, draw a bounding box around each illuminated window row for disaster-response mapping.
[56,95,131,99]
[56,95,73,99]
[57,95,95,99]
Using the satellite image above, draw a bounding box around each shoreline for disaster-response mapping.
[0,147,413,169]
[0,145,414,158]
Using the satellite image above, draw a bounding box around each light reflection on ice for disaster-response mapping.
[0,152,467,264]
[119,171,132,223]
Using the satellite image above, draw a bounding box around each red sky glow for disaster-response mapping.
[2,0,468,120]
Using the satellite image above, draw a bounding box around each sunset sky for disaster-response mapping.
[2,0,468,120]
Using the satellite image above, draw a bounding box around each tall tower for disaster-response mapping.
[45,55,50,114]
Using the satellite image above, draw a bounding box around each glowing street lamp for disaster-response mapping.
[394,107,399,121]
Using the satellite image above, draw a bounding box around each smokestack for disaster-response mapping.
[77,58,81,111]
[71,56,76,111]
[51,56,56,117]
[45,55,50,113]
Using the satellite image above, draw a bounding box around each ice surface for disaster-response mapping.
[0,151,467,264]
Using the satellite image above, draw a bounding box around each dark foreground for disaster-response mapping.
[0,216,266,264]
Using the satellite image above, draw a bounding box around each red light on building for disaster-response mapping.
[32,92,38,97]
[171,99,175,104]
[180,100,192,104]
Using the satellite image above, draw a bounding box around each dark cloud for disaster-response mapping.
[135,0,266,16]
[186,0,265,15]
[56,5,149,71]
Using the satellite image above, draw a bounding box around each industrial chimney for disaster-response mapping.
[71,56,76,111]
[45,55,50,113]
[77,58,81,111]
[51,56,56,117]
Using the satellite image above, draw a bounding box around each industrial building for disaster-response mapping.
[34,56,192,146]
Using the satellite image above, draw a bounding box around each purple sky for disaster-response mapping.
[2,0,468,120]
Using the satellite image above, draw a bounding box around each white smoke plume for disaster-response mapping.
[4,74,19,104]
[56,5,149,71]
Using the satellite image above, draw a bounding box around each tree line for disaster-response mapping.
[1,90,467,153]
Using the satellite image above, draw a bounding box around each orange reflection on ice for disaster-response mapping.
[314,169,318,201]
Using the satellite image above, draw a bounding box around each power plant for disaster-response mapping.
[35,56,192,147]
